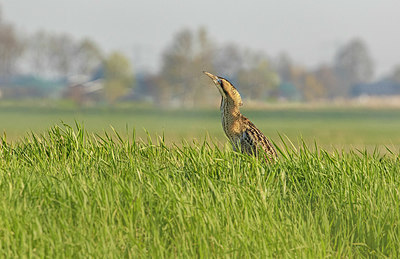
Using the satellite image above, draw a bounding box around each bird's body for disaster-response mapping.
[204,71,277,161]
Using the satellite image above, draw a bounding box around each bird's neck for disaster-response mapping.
[220,98,243,139]
[220,98,241,118]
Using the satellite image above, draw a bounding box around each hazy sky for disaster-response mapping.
[1,0,399,77]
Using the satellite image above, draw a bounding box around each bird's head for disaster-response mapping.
[203,71,243,107]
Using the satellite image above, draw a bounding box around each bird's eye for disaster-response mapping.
[217,78,222,84]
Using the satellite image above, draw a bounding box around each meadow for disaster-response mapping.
[1,102,400,257]
[1,101,400,150]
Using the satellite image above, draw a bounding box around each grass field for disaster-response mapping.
[1,101,400,150]
[1,102,400,257]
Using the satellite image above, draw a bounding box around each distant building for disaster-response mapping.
[0,75,66,98]
[64,78,104,105]
[278,82,302,101]
[351,78,400,97]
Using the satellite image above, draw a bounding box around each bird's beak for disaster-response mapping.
[203,71,226,98]
[203,71,219,84]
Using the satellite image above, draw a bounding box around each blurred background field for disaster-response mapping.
[1,101,399,152]
[1,1,400,150]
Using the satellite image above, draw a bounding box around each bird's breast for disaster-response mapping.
[221,113,242,140]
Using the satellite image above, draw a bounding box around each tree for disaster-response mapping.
[160,27,215,107]
[237,59,280,100]
[25,32,103,79]
[334,38,374,97]
[103,52,134,103]
[48,33,77,77]
[26,32,77,78]
[302,73,325,101]
[213,44,244,78]
[392,65,400,84]
[0,8,24,79]
[314,65,338,99]
[274,52,293,83]
[275,55,327,101]
[26,31,53,76]
[75,38,103,77]
[274,53,301,100]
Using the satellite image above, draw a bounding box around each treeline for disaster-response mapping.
[143,27,399,106]
[0,7,104,80]
[1,4,400,106]
[0,6,134,103]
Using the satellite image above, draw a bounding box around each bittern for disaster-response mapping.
[204,71,277,161]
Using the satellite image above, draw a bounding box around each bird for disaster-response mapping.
[203,71,277,162]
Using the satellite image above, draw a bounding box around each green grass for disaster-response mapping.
[1,102,400,151]
[1,123,400,257]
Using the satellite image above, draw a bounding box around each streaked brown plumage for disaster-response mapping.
[204,71,277,161]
